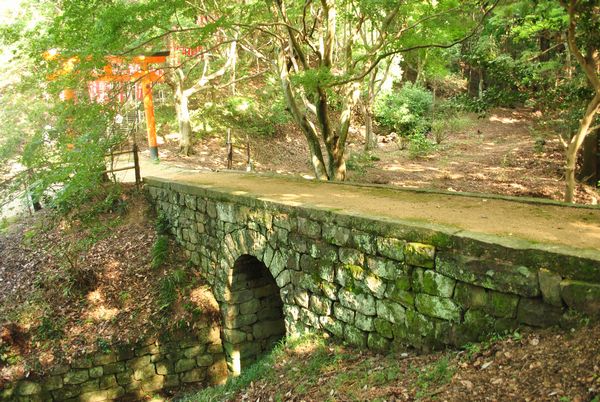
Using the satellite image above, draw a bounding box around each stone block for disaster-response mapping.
[208,359,229,385]
[175,358,197,373]
[103,362,126,375]
[223,328,247,344]
[560,280,600,317]
[140,375,166,392]
[42,376,63,392]
[316,282,336,301]
[155,360,174,375]
[404,243,436,268]
[297,217,321,239]
[333,303,355,324]
[350,230,376,254]
[453,282,487,309]
[196,354,214,367]
[253,319,285,339]
[415,294,461,322]
[98,375,118,390]
[319,316,345,338]
[376,300,406,324]
[436,253,539,297]
[406,309,435,338]
[366,257,399,280]
[373,318,394,339]
[354,312,374,331]
[335,264,365,289]
[64,369,90,385]
[344,325,367,347]
[133,364,157,381]
[368,333,391,350]
[323,224,351,246]
[17,381,41,396]
[538,268,563,307]
[413,268,455,297]
[183,345,206,359]
[339,248,363,265]
[339,288,376,316]
[309,294,332,315]
[309,242,338,262]
[89,366,103,379]
[239,299,261,315]
[365,274,386,298]
[376,237,405,261]
[127,355,152,370]
[487,291,519,318]
[517,298,563,327]
[182,368,207,383]
[115,370,134,385]
[299,308,319,328]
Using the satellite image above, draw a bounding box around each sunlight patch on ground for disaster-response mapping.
[383,164,426,173]
[89,305,119,321]
[489,115,524,124]
[569,222,600,241]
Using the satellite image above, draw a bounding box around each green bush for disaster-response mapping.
[430,114,473,144]
[374,82,433,136]
[407,133,436,159]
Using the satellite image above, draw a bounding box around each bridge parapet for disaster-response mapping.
[145,176,600,374]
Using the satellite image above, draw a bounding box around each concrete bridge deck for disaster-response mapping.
[145,170,600,255]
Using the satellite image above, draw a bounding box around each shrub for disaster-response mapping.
[430,114,473,144]
[407,133,436,159]
[374,82,433,136]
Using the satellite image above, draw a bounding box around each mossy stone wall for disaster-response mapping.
[145,177,600,359]
[1,326,227,402]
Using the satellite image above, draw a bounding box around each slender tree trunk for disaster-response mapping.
[178,92,193,156]
[478,67,484,99]
[174,73,193,156]
[362,101,375,151]
[564,92,600,202]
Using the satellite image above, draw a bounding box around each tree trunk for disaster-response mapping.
[178,92,193,156]
[478,67,484,100]
[363,103,375,151]
[174,74,193,156]
[278,55,328,180]
[564,92,600,203]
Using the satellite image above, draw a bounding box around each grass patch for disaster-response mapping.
[414,355,455,400]
[182,334,326,402]
[151,235,169,269]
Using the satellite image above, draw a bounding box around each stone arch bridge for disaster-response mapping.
[145,173,600,376]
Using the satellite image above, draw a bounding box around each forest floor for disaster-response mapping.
[151,107,600,205]
[0,186,219,392]
[189,323,600,402]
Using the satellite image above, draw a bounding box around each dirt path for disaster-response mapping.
[143,107,599,204]
[144,170,600,252]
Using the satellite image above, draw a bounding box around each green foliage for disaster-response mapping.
[374,83,433,136]
[431,114,474,144]
[191,88,290,138]
[346,152,379,175]
[157,268,188,311]
[96,338,111,354]
[184,334,323,402]
[415,355,455,400]
[35,316,64,341]
[407,133,436,159]
[151,235,169,270]
[155,212,170,235]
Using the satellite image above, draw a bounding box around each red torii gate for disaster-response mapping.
[97,54,168,160]
[44,50,168,160]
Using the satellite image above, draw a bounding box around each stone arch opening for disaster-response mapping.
[221,254,286,375]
